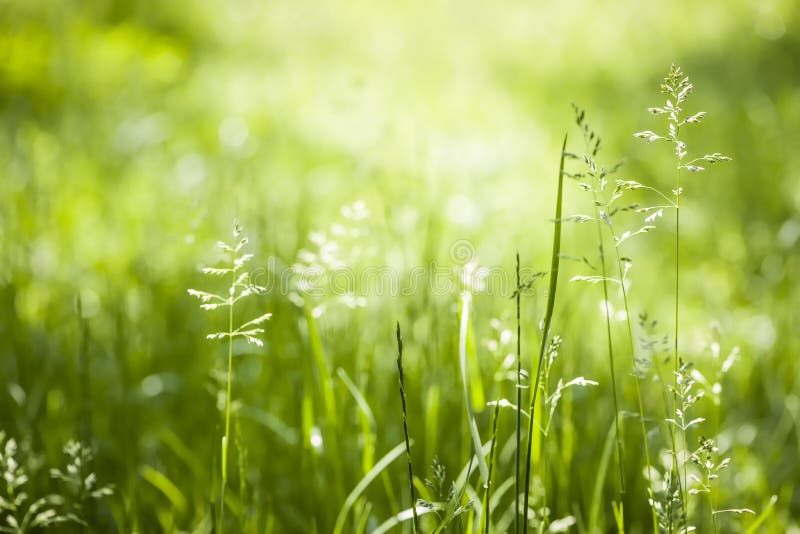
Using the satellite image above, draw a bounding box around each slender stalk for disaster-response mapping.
[654,345,682,533]
[586,163,625,527]
[634,64,731,532]
[522,135,567,534]
[674,168,680,378]
[574,104,655,531]
[675,166,690,524]
[220,265,235,533]
[539,343,551,534]
[483,400,500,534]
[615,254,659,534]
[188,221,271,533]
[594,214,626,513]
[515,251,522,534]
[573,108,627,529]
[597,181,659,532]
[708,481,718,534]
[304,307,345,509]
[459,293,490,483]
[396,322,419,533]
[76,296,95,530]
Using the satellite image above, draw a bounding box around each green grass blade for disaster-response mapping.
[396,322,420,533]
[459,293,490,483]
[332,441,408,534]
[522,133,567,533]
[515,251,522,534]
[483,401,501,534]
[140,464,188,516]
[237,405,300,446]
[337,367,377,474]
[424,385,441,462]
[745,495,777,534]
[304,306,337,425]
[373,506,436,534]
[588,421,616,532]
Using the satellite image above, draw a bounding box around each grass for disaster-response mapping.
[482,400,500,534]
[396,322,420,533]
[635,64,733,532]
[1,58,793,534]
[514,252,523,534]
[567,103,665,532]
[521,133,567,534]
[568,105,628,528]
[188,220,271,532]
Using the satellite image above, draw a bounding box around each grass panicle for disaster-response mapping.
[0,433,112,533]
[635,64,731,531]
[567,105,628,528]
[188,219,271,532]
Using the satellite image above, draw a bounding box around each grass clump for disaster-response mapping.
[3,50,779,533]
[0,433,112,533]
[0,433,72,533]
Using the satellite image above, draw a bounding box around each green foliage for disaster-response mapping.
[0,432,72,533]
[418,457,473,532]
[0,3,798,533]
[50,440,114,519]
[188,219,270,532]
[0,433,111,533]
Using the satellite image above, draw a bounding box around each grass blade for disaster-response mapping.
[140,464,188,516]
[483,400,501,534]
[515,251,522,534]
[589,421,617,532]
[396,322,420,533]
[522,134,567,533]
[373,506,437,534]
[745,495,777,534]
[332,441,408,534]
[459,293,490,483]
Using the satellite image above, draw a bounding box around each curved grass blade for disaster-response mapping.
[332,441,408,534]
[459,293,490,484]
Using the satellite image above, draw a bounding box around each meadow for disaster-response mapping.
[1,1,798,532]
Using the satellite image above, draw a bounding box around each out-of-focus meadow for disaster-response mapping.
[1,0,798,532]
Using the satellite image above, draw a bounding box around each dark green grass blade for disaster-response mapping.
[396,322,419,533]
[515,251,522,534]
[522,134,567,534]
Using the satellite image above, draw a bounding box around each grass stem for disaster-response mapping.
[219,265,235,533]
[588,158,626,529]
[483,400,500,534]
[515,251,522,534]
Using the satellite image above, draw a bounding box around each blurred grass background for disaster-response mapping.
[0,0,798,532]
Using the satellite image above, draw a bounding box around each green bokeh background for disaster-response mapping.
[1,0,798,532]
